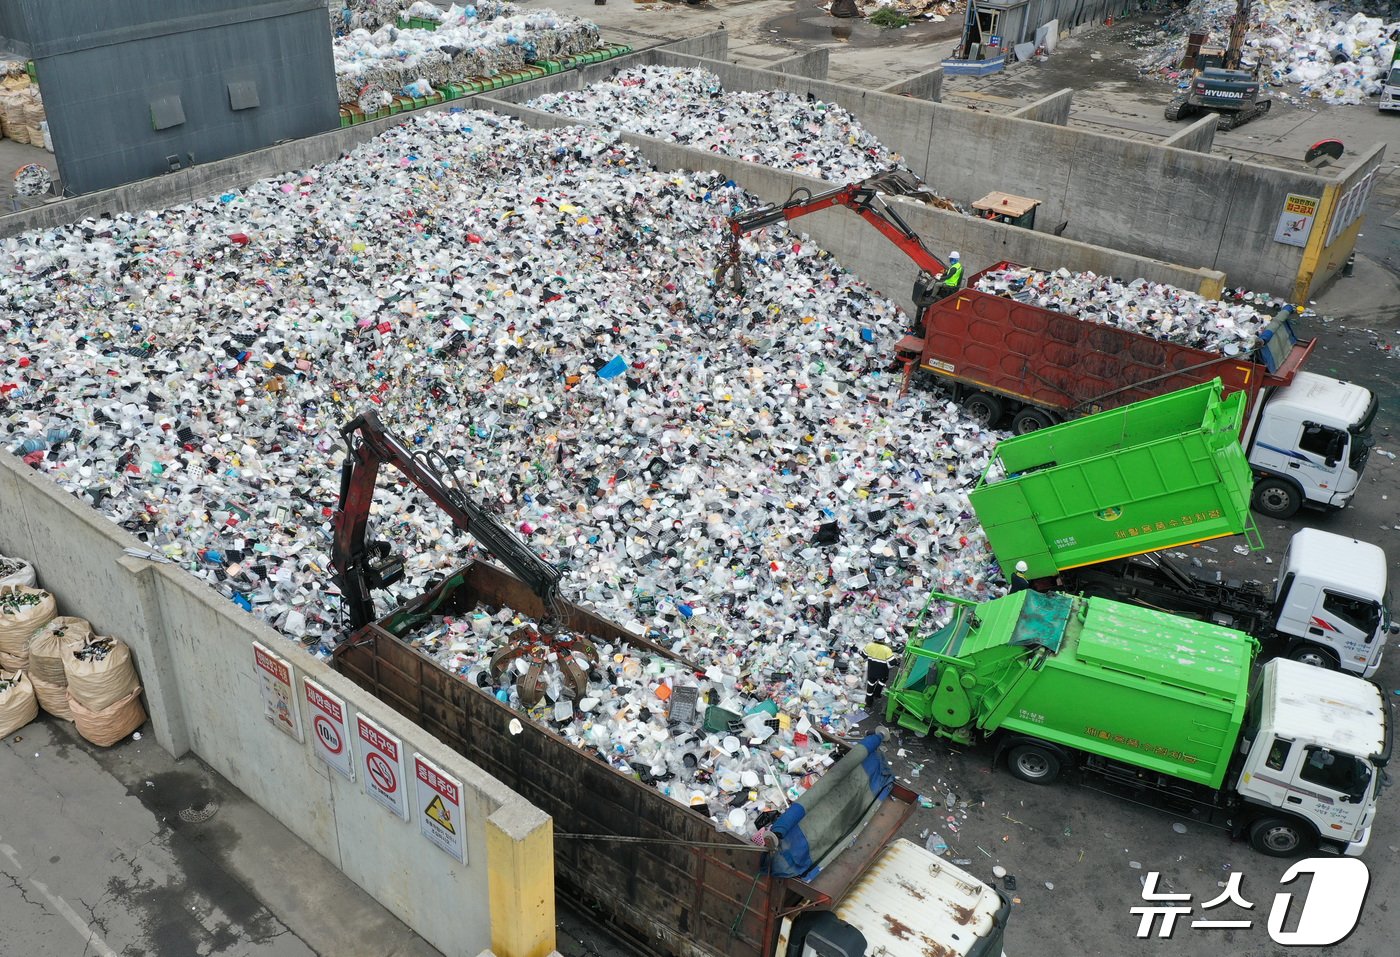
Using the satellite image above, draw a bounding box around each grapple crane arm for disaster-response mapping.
[331,410,562,629]
[717,169,948,292]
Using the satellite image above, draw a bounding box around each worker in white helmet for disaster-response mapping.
[1009,559,1031,594]
[938,251,964,298]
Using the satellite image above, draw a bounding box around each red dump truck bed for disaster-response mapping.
[896,261,1314,426]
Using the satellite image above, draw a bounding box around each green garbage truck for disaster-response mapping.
[969,380,1393,677]
[885,589,1391,857]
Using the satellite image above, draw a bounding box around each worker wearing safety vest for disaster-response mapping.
[940,250,963,288]
[862,639,899,701]
[937,251,963,300]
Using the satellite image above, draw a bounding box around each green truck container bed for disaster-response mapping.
[891,591,1256,789]
[969,380,1258,579]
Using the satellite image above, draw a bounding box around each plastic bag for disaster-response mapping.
[0,554,36,588]
[63,636,140,712]
[28,616,91,686]
[69,686,144,747]
[0,669,37,736]
[29,673,72,721]
[0,584,57,671]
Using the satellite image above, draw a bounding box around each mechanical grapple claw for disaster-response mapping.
[488,622,600,708]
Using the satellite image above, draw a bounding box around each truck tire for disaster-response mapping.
[964,392,1004,428]
[1011,408,1056,434]
[1248,815,1315,857]
[1007,744,1062,784]
[1288,643,1340,671]
[1251,477,1301,519]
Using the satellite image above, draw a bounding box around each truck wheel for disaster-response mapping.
[1011,408,1056,434]
[1248,816,1315,857]
[1251,477,1301,519]
[1288,643,1339,671]
[964,392,1004,428]
[1007,744,1061,784]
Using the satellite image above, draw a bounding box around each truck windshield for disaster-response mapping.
[1300,746,1372,799]
[1349,392,1378,469]
[1390,67,1400,87]
[1323,591,1381,635]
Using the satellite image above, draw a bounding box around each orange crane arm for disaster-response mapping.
[716,169,948,292]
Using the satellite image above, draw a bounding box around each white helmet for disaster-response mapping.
[1014,560,1028,573]
[949,251,961,262]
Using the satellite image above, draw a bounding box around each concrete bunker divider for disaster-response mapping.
[478,96,1224,312]
[0,450,554,957]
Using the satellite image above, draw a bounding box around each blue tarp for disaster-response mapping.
[767,733,895,880]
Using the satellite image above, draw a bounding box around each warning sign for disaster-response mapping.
[304,677,354,781]
[253,642,303,743]
[425,795,454,832]
[356,714,408,820]
[414,753,467,863]
[1274,193,1319,247]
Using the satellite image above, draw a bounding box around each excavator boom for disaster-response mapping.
[331,411,596,704]
[332,410,561,630]
[716,169,948,294]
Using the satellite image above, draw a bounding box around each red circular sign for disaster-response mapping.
[366,752,397,793]
[313,715,344,755]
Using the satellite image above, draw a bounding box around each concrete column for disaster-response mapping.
[1008,88,1073,125]
[770,48,830,80]
[486,802,556,957]
[876,67,943,102]
[116,556,192,757]
[1160,115,1217,154]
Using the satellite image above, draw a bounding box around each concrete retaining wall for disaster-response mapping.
[1298,143,1387,300]
[875,67,943,102]
[486,98,1224,310]
[1160,115,1218,154]
[0,31,728,236]
[920,105,1325,297]
[0,33,1346,300]
[1008,88,1073,125]
[0,453,555,957]
[770,47,829,79]
[517,47,1343,299]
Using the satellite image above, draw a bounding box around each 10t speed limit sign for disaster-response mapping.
[303,677,354,781]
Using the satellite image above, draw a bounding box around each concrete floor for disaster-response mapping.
[0,719,439,957]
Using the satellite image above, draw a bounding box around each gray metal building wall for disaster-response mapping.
[16,0,338,195]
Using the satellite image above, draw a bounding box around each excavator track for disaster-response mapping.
[1164,95,1196,122]
[1215,98,1271,131]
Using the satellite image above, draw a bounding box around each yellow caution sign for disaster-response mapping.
[425,794,455,834]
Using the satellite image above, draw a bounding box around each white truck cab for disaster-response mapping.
[777,840,1009,957]
[1237,659,1390,856]
[1273,528,1392,677]
[1380,51,1400,112]
[1245,371,1377,518]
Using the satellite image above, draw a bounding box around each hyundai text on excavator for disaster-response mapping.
[1165,0,1272,130]
[716,168,959,323]
[331,410,600,704]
